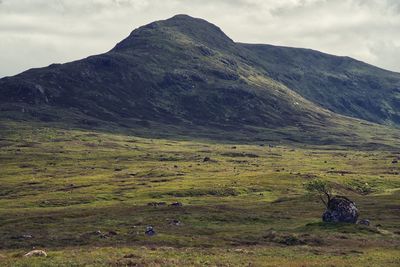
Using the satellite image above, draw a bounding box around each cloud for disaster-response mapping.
[0,0,400,77]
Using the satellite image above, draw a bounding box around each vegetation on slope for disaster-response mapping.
[241,43,400,125]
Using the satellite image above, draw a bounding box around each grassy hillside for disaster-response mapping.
[0,121,399,266]
[241,43,400,125]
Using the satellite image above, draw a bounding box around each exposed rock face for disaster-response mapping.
[322,196,359,223]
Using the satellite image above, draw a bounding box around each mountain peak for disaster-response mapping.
[167,14,198,21]
[112,14,234,52]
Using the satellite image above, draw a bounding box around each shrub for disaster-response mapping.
[305,179,332,208]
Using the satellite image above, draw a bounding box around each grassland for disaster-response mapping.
[0,121,399,266]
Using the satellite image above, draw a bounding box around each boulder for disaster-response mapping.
[24,250,47,257]
[322,196,359,223]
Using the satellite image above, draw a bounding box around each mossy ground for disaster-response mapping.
[0,121,399,266]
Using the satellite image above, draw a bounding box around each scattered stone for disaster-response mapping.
[169,219,181,226]
[96,231,109,238]
[108,230,118,236]
[83,230,108,238]
[358,219,370,226]
[24,250,47,257]
[147,202,166,207]
[279,235,306,246]
[234,248,247,253]
[170,202,183,207]
[145,226,156,236]
[203,156,211,162]
[123,253,139,259]
[322,196,359,223]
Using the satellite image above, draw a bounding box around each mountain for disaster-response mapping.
[0,14,399,146]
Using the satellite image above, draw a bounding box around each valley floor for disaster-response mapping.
[0,121,399,266]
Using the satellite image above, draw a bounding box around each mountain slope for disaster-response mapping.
[0,15,333,127]
[0,15,399,146]
[240,44,400,125]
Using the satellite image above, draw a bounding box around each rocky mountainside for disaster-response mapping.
[0,15,399,145]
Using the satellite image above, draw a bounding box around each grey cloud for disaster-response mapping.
[0,0,399,78]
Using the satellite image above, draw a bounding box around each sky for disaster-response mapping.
[0,0,400,78]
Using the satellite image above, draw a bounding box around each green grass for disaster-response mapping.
[0,121,399,266]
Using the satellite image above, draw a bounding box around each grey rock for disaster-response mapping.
[322,196,359,223]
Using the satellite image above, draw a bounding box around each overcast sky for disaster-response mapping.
[0,0,399,78]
